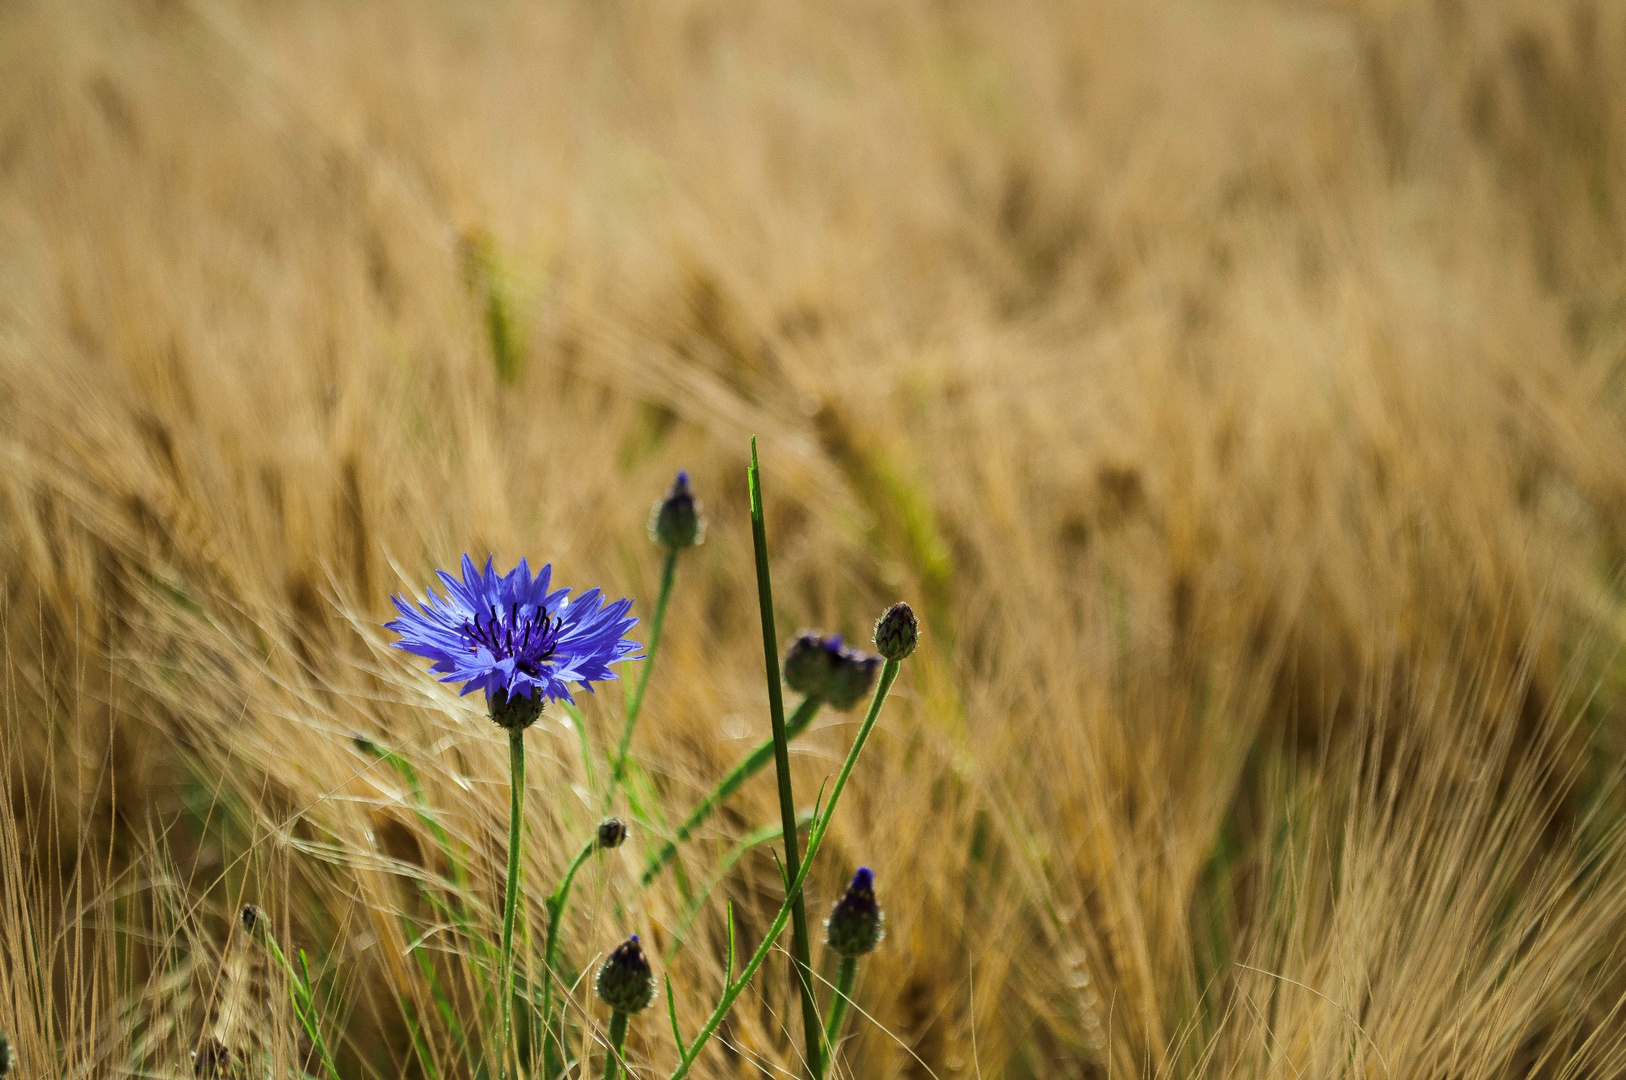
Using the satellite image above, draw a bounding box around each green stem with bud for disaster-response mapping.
[747,438,823,1077]
[500,727,526,1076]
[821,956,860,1072]
[665,655,900,1080]
[641,696,821,886]
[603,1010,630,1080]
[611,546,678,804]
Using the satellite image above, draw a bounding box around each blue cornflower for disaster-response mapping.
[387,555,642,729]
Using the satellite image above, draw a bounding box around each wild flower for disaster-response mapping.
[387,554,640,1073]
[387,554,641,729]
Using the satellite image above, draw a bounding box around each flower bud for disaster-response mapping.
[597,817,629,850]
[595,934,655,1013]
[825,867,885,958]
[873,602,918,661]
[0,1032,13,1078]
[239,904,261,933]
[649,470,705,550]
[783,631,842,698]
[824,650,880,711]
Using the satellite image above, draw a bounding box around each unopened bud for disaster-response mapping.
[825,867,885,958]
[650,471,705,550]
[597,817,629,850]
[239,904,261,933]
[873,602,918,661]
[595,934,655,1013]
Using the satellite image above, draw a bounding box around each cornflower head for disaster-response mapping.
[387,555,642,729]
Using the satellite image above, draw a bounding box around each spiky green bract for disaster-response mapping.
[596,935,655,1014]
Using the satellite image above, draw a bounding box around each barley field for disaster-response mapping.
[4,1,1626,1077]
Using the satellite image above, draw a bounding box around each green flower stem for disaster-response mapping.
[666,658,899,1080]
[500,727,526,1075]
[611,546,679,802]
[538,835,597,1052]
[641,697,821,887]
[254,922,340,1080]
[821,956,860,1072]
[603,1010,630,1080]
[747,438,822,1077]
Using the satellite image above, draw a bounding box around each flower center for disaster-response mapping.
[464,603,563,676]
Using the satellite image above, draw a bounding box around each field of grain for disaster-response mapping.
[5,1,1626,1077]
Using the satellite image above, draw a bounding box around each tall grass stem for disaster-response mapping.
[747,438,823,1076]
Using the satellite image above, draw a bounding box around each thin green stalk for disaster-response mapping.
[603,1010,630,1080]
[500,727,526,1075]
[667,658,899,1080]
[747,438,822,1076]
[256,924,340,1080]
[641,697,821,887]
[611,546,678,802]
[821,957,859,1071]
[538,835,597,1054]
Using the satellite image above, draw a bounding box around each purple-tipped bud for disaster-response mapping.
[873,602,918,661]
[596,934,655,1013]
[488,687,545,731]
[783,631,842,698]
[597,816,629,850]
[825,867,885,957]
[650,470,705,550]
[238,904,261,933]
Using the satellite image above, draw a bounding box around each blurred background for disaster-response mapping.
[4,1,1626,1077]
